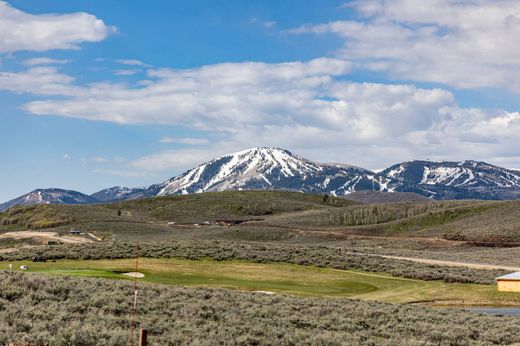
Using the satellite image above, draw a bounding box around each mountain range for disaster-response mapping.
[2,147,520,211]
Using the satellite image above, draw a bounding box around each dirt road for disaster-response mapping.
[0,231,93,244]
[376,254,520,271]
[340,249,520,271]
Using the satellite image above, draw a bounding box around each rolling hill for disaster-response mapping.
[2,190,520,243]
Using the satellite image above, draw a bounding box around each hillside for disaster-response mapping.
[2,190,520,244]
[0,191,354,240]
[342,191,428,204]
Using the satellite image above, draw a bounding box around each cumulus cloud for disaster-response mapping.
[292,0,520,91]
[0,1,114,53]
[24,58,353,127]
[0,67,79,95]
[2,56,520,170]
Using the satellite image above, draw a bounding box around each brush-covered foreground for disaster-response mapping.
[2,272,520,346]
[4,258,519,305]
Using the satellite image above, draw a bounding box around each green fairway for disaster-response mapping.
[5,258,520,304]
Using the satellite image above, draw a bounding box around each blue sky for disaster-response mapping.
[1,0,520,202]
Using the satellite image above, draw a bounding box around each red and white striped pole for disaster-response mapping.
[129,241,140,345]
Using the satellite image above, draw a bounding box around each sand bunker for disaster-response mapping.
[252,290,275,295]
[121,272,145,278]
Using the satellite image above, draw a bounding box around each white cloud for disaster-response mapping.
[3,56,520,170]
[130,148,223,172]
[0,66,79,95]
[158,137,209,145]
[22,58,70,66]
[0,1,115,53]
[24,58,353,125]
[292,0,520,91]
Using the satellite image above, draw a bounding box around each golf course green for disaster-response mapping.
[5,258,519,304]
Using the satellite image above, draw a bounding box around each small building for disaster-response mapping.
[69,229,81,235]
[496,272,520,292]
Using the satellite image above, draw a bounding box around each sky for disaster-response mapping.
[2,0,520,202]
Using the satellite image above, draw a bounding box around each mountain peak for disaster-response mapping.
[379,159,520,199]
[0,188,97,212]
[4,149,520,211]
[158,147,326,195]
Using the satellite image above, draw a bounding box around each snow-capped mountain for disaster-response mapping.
[157,147,377,195]
[0,188,97,212]
[3,148,520,211]
[380,160,520,199]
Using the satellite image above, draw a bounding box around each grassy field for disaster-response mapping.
[5,258,519,305]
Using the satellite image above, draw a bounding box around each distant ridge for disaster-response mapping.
[2,147,520,211]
